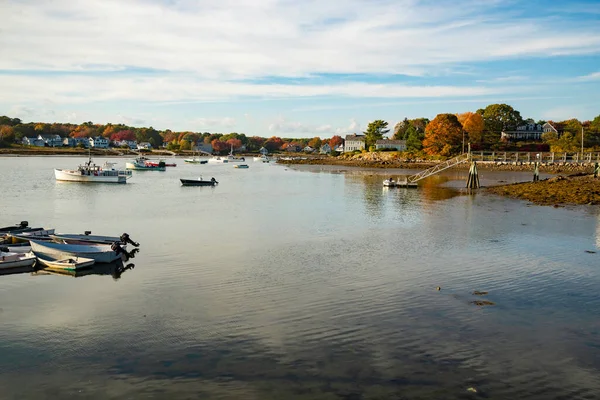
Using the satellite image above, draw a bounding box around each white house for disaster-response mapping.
[501,123,545,142]
[137,142,152,150]
[115,140,137,149]
[303,145,315,153]
[89,136,109,148]
[344,134,365,152]
[320,143,332,154]
[22,137,44,146]
[375,139,407,151]
[38,134,63,147]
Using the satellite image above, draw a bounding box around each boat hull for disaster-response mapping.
[55,169,128,183]
[36,254,96,271]
[30,240,122,263]
[49,233,122,245]
[0,252,37,269]
[180,179,218,186]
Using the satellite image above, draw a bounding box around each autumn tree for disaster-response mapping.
[263,136,284,152]
[422,114,463,156]
[226,138,243,150]
[477,104,523,145]
[457,112,485,148]
[179,139,191,151]
[308,137,322,149]
[0,125,15,145]
[110,130,135,141]
[393,118,410,140]
[246,136,265,151]
[363,120,389,150]
[211,138,230,153]
[329,135,343,149]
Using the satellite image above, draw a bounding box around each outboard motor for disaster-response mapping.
[120,233,140,247]
[20,221,28,228]
[111,242,139,261]
[84,231,92,236]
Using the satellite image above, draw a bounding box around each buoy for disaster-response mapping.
[436,286,441,291]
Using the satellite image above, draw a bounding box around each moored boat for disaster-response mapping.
[55,155,132,183]
[30,240,125,264]
[180,177,218,186]
[35,254,95,271]
[125,157,166,171]
[0,251,37,269]
[234,164,249,169]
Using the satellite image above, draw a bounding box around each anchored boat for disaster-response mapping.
[30,240,126,264]
[0,251,37,269]
[180,177,218,186]
[55,155,132,183]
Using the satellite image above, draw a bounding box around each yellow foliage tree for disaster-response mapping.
[457,112,485,145]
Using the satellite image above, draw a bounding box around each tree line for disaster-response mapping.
[2,103,600,155]
[362,104,600,156]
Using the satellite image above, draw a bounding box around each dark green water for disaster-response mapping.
[0,157,599,399]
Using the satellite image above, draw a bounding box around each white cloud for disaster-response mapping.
[577,72,600,81]
[192,117,237,129]
[267,117,362,136]
[0,74,503,103]
[1,0,599,79]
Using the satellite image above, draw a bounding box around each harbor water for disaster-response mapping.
[0,156,599,399]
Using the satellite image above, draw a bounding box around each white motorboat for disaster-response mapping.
[36,254,95,271]
[0,251,37,269]
[55,154,132,183]
[208,145,246,164]
[383,178,397,187]
[253,155,270,162]
[30,240,124,264]
[0,244,32,253]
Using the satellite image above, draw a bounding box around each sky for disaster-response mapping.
[1,0,600,138]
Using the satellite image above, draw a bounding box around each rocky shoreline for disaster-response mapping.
[487,174,600,206]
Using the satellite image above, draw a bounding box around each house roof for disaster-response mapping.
[345,134,365,141]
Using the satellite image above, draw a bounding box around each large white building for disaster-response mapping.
[89,136,109,148]
[344,134,365,152]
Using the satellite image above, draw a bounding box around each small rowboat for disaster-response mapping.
[234,164,249,169]
[0,251,37,269]
[36,254,95,271]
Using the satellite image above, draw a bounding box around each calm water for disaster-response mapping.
[0,156,599,400]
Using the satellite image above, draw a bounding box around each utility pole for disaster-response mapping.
[581,125,584,162]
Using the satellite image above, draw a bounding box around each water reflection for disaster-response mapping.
[32,260,136,280]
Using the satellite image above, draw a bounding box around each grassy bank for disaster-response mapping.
[487,174,600,206]
[0,146,174,157]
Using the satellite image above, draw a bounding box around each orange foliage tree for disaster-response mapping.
[457,112,485,147]
[211,138,230,153]
[423,114,463,156]
[226,138,243,150]
[329,135,343,148]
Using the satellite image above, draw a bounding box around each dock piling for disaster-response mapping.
[595,162,599,179]
[533,162,540,182]
[466,161,480,189]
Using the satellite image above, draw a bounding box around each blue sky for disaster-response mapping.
[1,0,600,138]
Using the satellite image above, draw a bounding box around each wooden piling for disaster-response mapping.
[533,162,540,182]
[466,161,480,189]
[594,162,599,179]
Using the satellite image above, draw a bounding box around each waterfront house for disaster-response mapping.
[286,143,302,152]
[38,134,63,147]
[320,143,332,154]
[334,144,344,153]
[501,123,544,142]
[63,137,76,147]
[375,139,407,151]
[89,136,109,148]
[303,145,315,153]
[137,142,152,150]
[22,136,44,146]
[344,134,365,152]
[259,147,269,155]
[193,142,213,154]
